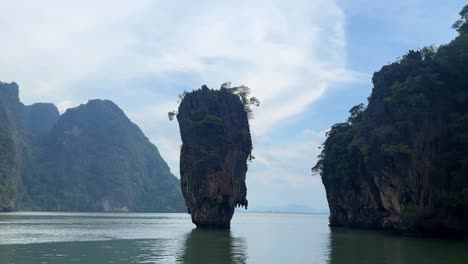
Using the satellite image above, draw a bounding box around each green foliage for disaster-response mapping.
[22,100,186,212]
[347,103,365,123]
[381,144,411,155]
[168,111,177,121]
[312,122,367,182]
[452,5,468,33]
[0,128,14,174]
[0,91,186,212]
[201,114,224,126]
[313,7,468,231]
[222,82,260,119]
[0,128,15,208]
[0,82,22,210]
[168,83,260,120]
[191,107,209,121]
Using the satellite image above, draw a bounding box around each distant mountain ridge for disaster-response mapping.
[0,81,185,212]
[246,204,329,214]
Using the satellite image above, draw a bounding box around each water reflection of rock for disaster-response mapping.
[179,229,247,264]
[327,228,468,264]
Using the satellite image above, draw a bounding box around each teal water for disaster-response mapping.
[0,212,467,263]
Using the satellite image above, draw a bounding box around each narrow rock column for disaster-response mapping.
[177,85,251,228]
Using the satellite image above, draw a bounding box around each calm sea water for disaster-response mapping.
[0,212,467,264]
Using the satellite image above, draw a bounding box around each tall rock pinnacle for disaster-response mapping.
[176,85,252,228]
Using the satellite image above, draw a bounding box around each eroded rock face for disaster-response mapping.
[322,94,454,234]
[0,82,25,211]
[317,36,468,237]
[177,85,251,228]
[38,99,186,212]
[0,81,186,213]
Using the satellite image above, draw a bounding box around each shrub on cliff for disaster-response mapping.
[313,5,468,236]
[168,83,259,121]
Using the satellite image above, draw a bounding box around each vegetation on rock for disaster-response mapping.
[313,6,468,237]
[168,83,259,121]
[0,83,185,212]
[175,84,257,228]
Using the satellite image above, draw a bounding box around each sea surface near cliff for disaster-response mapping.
[0,212,466,264]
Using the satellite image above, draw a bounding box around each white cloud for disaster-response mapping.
[251,129,326,187]
[246,129,329,210]
[0,0,356,133]
[0,0,356,210]
[56,100,77,114]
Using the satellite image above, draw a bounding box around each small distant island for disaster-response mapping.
[171,84,259,228]
[313,6,468,238]
[0,82,185,212]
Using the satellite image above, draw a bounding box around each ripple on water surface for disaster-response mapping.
[0,212,467,264]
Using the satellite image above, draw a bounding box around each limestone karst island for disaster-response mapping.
[0,2,468,264]
[174,85,255,228]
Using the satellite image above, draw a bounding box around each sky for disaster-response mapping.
[0,0,465,213]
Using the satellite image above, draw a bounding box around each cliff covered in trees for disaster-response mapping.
[0,82,24,211]
[313,7,468,237]
[0,82,185,212]
[175,84,256,228]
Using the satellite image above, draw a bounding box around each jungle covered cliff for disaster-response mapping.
[313,7,468,237]
[0,82,185,212]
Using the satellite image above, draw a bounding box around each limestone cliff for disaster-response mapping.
[0,82,23,211]
[22,99,186,212]
[177,85,251,228]
[0,81,186,212]
[314,31,468,237]
[25,103,60,134]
